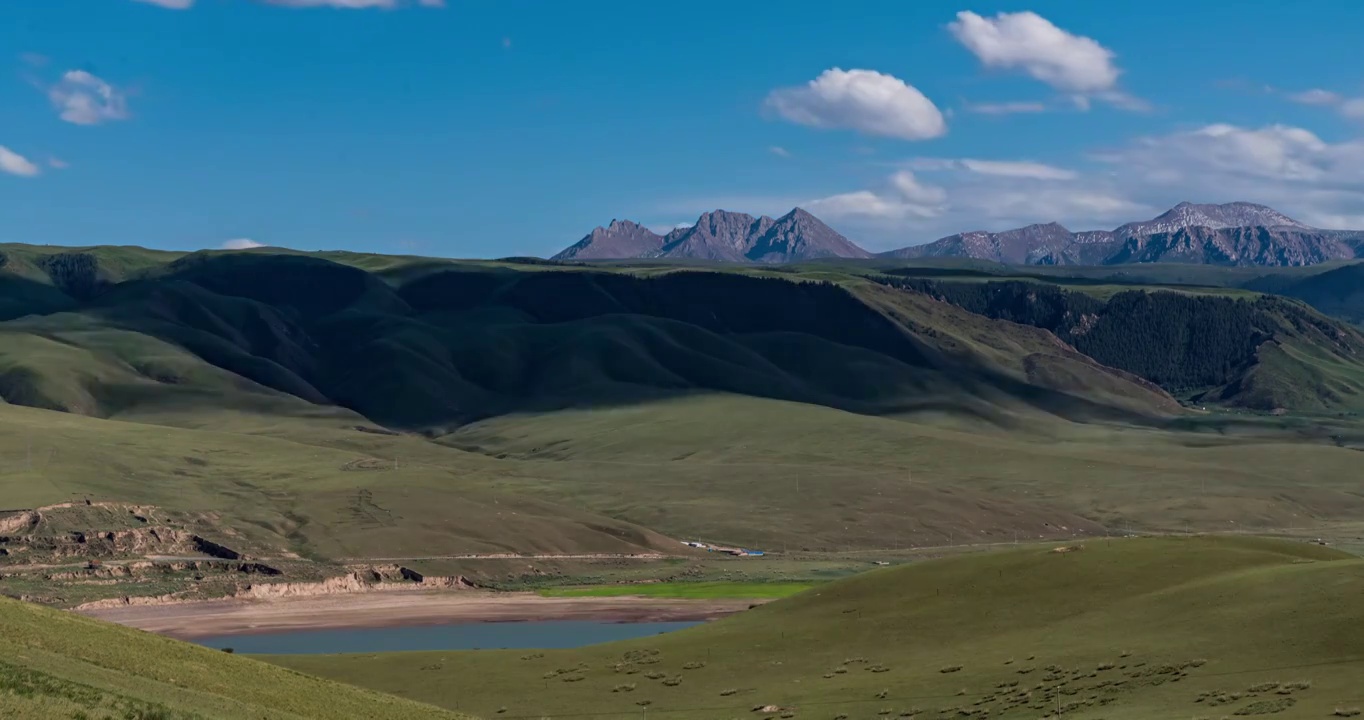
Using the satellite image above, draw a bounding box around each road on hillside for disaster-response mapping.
[338,552,679,562]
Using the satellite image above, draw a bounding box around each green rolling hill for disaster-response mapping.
[272,536,1364,720]
[2,245,1364,567]
[0,595,470,719]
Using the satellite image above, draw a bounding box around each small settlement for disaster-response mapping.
[682,540,764,557]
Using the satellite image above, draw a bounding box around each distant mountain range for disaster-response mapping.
[556,202,1364,267]
[552,208,871,263]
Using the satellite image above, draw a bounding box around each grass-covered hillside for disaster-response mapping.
[0,247,1187,430]
[878,274,1364,413]
[275,536,1364,720]
[3,245,1364,570]
[0,595,469,719]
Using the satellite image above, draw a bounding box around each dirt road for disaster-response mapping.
[78,591,758,640]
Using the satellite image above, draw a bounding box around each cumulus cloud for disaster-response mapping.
[949,11,1141,110]
[765,68,947,141]
[222,238,265,250]
[0,146,41,177]
[48,71,129,126]
[670,116,1364,249]
[1095,123,1364,228]
[949,11,1117,92]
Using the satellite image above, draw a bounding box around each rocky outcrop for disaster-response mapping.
[73,593,192,611]
[0,526,243,562]
[241,568,476,599]
[0,511,39,535]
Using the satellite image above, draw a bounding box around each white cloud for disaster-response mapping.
[960,159,1075,180]
[647,222,695,234]
[948,11,1141,110]
[0,146,41,177]
[132,0,194,7]
[1096,122,1364,229]
[48,70,129,126]
[949,11,1119,92]
[1287,88,1364,120]
[963,159,1076,180]
[1289,89,1341,106]
[905,158,1077,180]
[222,238,264,250]
[693,120,1364,250]
[807,170,946,221]
[768,146,791,158]
[963,100,1047,115]
[889,170,947,206]
[765,68,947,141]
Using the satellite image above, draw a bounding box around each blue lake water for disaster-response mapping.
[194,620,702,655]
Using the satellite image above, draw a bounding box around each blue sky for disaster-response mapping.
[2,0,1363,256]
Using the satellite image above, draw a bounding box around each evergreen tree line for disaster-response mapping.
[37,252,109,301]
[877,277,1270,391]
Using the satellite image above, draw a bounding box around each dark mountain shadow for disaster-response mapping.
[1,255,1178,429]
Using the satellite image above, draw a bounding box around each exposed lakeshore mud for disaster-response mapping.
[77,591,758,640]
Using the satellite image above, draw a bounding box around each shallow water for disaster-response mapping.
[194,620,701,655]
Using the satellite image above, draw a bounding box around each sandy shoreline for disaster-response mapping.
[77,591,758,640]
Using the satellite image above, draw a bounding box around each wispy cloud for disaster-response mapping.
[807,170,947,221]
[765,68,947,141]
[768,146,791,158]
[962,100,1047,115]
[1286,87,1364,120]
[0,146,41,177]
[19,52,49,67]
[48,70,129,126]
[47,157,69,170]
[221,238,264,250]
[903,157,1077,180]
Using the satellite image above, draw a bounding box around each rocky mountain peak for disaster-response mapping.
[553,207,871,263]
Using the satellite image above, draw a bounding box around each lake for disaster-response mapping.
[194,620,701,655]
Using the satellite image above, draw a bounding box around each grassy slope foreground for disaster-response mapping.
[0,595,468,720]
[275,536,1364,720]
